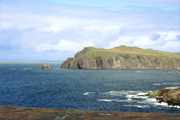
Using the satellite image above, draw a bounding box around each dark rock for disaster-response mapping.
[40,64,52,70]
[148,87,180,106]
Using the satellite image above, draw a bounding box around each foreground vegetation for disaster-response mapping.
[0,107,179,120]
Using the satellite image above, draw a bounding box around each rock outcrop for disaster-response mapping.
[148,87,180,106]
[40,64,52,70]
[61,46,180,70]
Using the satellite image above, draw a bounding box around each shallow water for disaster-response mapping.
[0,64,180,113]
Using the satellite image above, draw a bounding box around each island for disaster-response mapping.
[40,64,52,70]
[61,46,180,70]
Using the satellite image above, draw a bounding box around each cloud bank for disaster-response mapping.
[0,0,180,61]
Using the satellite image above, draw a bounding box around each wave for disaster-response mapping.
[165,86,180,89]
[104,90,144,97]
[142,97,180,108]
[126,94,148,101]
[84,90,180,109]
[123,104,150,108]
[135,71,143,73]
[97,99,113,102]
[97,98,127,103]
[83,92,95,96]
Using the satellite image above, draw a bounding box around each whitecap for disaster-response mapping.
[152,83,162,86]
[105,90,143,97]
[125,91,148,100]
[104,91,127,96]
[97,90,180,109]
[164,86,180,89]
[83,92,95,96]
[97,98,127,103]
[98,99,113,102]
[154,102,169,107]
[169,105,180,109]
[137,92,148,96]
[154,102,180,109]
[104,90,148,103]
[141,96,180,109]
[123,104,149,108]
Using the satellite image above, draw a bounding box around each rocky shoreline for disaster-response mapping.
[148,87,180,106]
[0,107,179,120]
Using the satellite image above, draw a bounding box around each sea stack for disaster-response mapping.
[40,64,52,70]
[61,46,180,70]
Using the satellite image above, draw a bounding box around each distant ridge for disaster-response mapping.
[61,46,180,70]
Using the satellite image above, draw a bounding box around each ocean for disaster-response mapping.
[0,64,180,113]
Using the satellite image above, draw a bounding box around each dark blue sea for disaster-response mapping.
[0,64,180,113]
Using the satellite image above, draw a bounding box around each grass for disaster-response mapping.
[77,46,180,59]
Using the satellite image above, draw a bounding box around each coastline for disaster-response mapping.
[0,106,179,120]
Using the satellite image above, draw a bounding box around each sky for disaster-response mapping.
[0,0,180,62]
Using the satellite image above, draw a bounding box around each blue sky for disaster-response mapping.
[0,0,180,62]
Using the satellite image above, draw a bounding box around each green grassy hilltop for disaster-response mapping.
[61,46,180,70]
[77,46,180,59]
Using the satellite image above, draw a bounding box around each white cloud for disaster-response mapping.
[109,31,180,52]
[83,24,122,33]
[0,12,122,34]
[157,31,180,41]
[161,41,180,52]
[38,17,82,33]
[34,40,95,53]
[0,21,13,30]
[0,6,180,61]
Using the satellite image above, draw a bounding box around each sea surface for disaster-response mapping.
[0,64,180,113]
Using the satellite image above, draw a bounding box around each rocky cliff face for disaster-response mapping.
[61,46,180,70]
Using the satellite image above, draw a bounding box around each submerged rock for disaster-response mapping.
[40,64,52,70]
[148,87,180,106]
[61,46,180,70]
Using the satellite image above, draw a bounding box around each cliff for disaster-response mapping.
[61,46,180,70]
